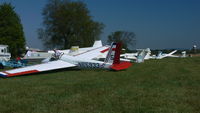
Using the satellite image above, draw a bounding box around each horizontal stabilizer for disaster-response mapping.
[110,61,132,71]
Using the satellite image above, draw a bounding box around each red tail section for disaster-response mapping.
[113,43,121,64]
[111,61,132,71]
[105,42,132,71]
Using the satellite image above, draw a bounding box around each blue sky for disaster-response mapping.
[1,0,200,49]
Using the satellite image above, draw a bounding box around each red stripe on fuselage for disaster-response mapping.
[73,46,110,56]
[100,48,109,53]
[100,48,116,53]
[6,70,40,77]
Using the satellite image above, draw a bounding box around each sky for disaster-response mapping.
[1,0,200,49]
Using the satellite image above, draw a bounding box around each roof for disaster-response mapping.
[0,45,8,48]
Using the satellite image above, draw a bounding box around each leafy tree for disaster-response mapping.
[0,3,26,57]
[38,0,104,49]
[107,31,136,51]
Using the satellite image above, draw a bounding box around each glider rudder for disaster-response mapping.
[108,42,132,70]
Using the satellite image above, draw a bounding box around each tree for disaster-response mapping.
[107,31,136,51]
[0,3,26,57]
[38,0,104,49]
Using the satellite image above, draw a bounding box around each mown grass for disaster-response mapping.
[0,57,200,113]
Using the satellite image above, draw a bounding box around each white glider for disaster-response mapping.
[156,50,178,59]
[0,43,132,78]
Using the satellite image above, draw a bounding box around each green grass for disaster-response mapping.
[1,57,200,113]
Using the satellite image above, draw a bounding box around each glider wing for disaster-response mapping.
[0,60,76,77]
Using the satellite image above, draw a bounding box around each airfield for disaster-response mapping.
[0,57,200,113]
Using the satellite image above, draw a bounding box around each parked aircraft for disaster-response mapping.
[120,48,152,62]
[156,50,177,59]
[23,40,104,61]
[43,40,131,63]
[120,53,137,60]
[0,42,132,78]
[121,48,178,60]
[136,48,150,63]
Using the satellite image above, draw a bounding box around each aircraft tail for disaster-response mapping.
[104,42,120,64]
[144,48,151,60]
[136,49,148,63]
[93,40,103,48]
[104,42,132,70]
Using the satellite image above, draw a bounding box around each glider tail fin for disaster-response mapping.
[93,40,103,48]
[104,42,120,64]
[105,42,132,70]
[136,50,147,63]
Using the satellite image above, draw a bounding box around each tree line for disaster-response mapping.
[0,3,26,57]
[0,0,136,57]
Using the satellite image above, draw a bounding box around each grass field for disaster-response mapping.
[0,57,200,113]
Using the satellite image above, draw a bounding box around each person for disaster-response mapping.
[16,57,21,61]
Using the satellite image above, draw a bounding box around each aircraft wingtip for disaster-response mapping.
[0,72,8,78]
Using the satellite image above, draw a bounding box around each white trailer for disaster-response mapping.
[0,45,11,61]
